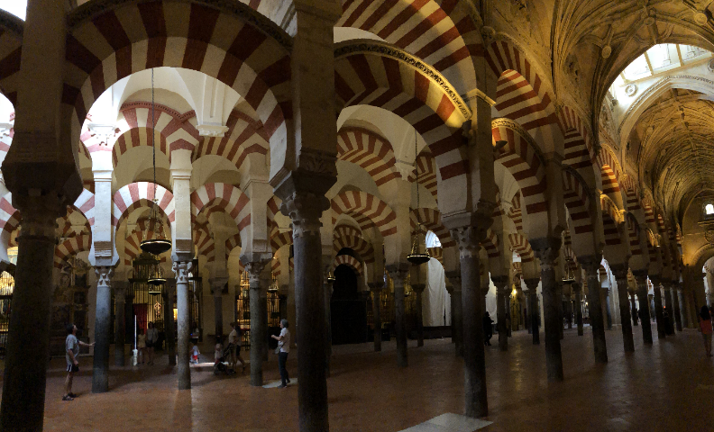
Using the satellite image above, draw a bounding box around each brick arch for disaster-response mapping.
[191,183,251,232]
[123,216,171,265]
[113,182,175,228]
[331,190,397,238]
[192,109,269,169]
[332,254,363,276]
[54,234,92,269]
[492,119,548,234]
[333,224,375,264]
[562,168,596,258]
[0,11,23,104]
[334,44,470,191]
[337,127,401,187]
[409,208,454,248]
[336,0,479,95]
[508,232,534,263]
[63,0,291,171]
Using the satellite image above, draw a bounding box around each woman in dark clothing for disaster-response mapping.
[482,312,494,346]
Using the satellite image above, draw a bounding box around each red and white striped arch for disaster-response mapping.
[334,45,469,185]
[58,208,91,239]
[64,1,291,157]
[113,182,175,228]
[332,254,363,276]
[596,147,624,210]
[224,233,242,261]
[508,232,534,263]
[507,192,523,232]
[415,151,438,202]
[337,127,401,187]
[482,229,500,259]
[0,14,23,105]
[193,223,216,263]
[54,234,92,269]
[336,0,479,94]
[559,106,594,171]
[123,217,170,265]
[625,212,647,270]
[334,224,374,263]
[562,169,591,234]
[0,193,19,256]
[428,247,444,264]
[192,110,269,168]
[620,175,640,212]
[331,190,397,238]
[270,225,293,253]
[191,183,251,232]
[492,120,548,226]
[0,120,12,163]
[73,189,96,227]
[409,208,454,248]
[600,195,623,247]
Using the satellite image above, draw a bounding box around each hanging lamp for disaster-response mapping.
[147,255,166,291]
[327,271,336,283]
[140,68,172,256]
[407,129,431,266]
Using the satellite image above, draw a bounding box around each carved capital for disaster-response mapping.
[209,277,229,295]
[386,263,409,284]
[523,278,540,292]
[445,271,462,291]
[244,261,268,288]
[14,193,66,239]
[579,254,603,275]
[279,191,328,238]
[491,275,510,291]
[609,263,629,281]
[450,226,485,259]
[95,266,114,287]
[172,261,193,285]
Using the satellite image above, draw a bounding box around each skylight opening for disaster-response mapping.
[0,1,26,20]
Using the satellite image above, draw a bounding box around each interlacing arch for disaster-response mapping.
[124,217,170,265]
[192,109,269,168]
[193,223,216,264]
[64,0,292,156]
[332,254,363,276]
[191,183,251,232]
[331,190,397,238]
[336,0,480,94]
[113,182,175,228]
[334,42,470,185]
[492,118,548,220]
[0,11,23,104]
[409,208,454,248]
[54,235,92,269]
[337,127,401,187]
[508,232,534,263]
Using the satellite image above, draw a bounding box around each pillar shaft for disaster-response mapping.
[114,285,127,367]
[324,279,333,375]
[213,293,223,341]
[534,246,564,382]
[246,262,268,386]
[164,282,176,365]
[92,266,114,393]
[370,288,382,352]
[630,295,639,326]
[173,261,192,390]
[525,279,540,344]
[414,284,425,347]
[388,266,409,367]
[583,258,608,363]
[448,275,463,356]
[634,276,653,344]
[652,279,666,339]
[614,276,635,352]
[492,276,509,352]
[675,289,685,330]
[664,285,675,334]
[574,285,584,336]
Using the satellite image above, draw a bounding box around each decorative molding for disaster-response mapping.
[334,41,471,119]
[197,124,229,138]
[298,148,338,177]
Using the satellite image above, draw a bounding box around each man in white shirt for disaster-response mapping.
[271,319,291,388]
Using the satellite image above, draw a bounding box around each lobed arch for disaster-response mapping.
[332,254,363,277]
[409,208,454,248]
[337,126,401,187]
[331,190,397,238]
[54,234,92,269]
[63,0,292,174]
[192,109,269,169]
[190,183,251,232]
[112,182,175,228]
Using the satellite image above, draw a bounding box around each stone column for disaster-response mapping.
[602,289,613,330]
[633,272,653,344]
[245,261,268,386]
[651,276,666,339]
[0,196,71,431]
[673,285,683,332]
[413,283,426,347]
[163,280,176,366]
[92,266,114,393]
[387,265,409,367]
[369,283,382,352]
[582,257,608,363]
[611,265,634,352]
[532,243,564,381]
[677,288,687,329]
[114,282,128,367]
[573,283,584,336]
[446,272,463,356]
[492,276,509,351]
[663,284,675,335]
[450,225,489,417]
[173,261,193,390]
[210,280,225,342]
[556,282,564,340]
[524,278,540,344]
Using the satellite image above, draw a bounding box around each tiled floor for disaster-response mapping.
[5,325,714,431]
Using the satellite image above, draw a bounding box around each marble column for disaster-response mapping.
[369,283,382,352]
[447,272,463,356]
[573,283,584,336]
[673,285,683,332]
[413,283,426,347]
[633,272,653,344]
[492,276,509,351]
[450,225,489,417]
[388,265,409,367]
[114,282,128,367]
[533,243,564,381]
[582,257,608,363]
[173,261,192,390]
[163,280,176,366]
[524,278,540,344]
[0,196,70,431]
[651,276,666,339]
[245,261,268,386]
[92,266,114,393]
[611,265,634,353]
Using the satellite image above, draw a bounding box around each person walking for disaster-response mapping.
[146,322,159,365]
[699,306,713,357]
[271,319,291,388]
[227,322,246,373]
[482,312,494,346]
[63,324,95,401]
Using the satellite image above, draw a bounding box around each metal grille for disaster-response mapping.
[130,254,167,334]
[235,271,250,347]
[0,271,13,356]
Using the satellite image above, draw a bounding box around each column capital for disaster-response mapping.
[172,261,193,284]
[13,193,66,238]
[609,263,629,282]
[209,277,229,295]
[243,260,270,288]
[531,237,561,272]
[412,283,426,294]
[491,275,510,292]
[523,277,540,292]
[386,263,410,281]
[579,254,603,275]
[275,179,331,238]
[94,266,114,287]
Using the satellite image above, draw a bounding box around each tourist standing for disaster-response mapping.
[700,306,713,357]
[271,319,291,388]
[63,324,95,401]
[146,322,159,365]
[227,322,246,373]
